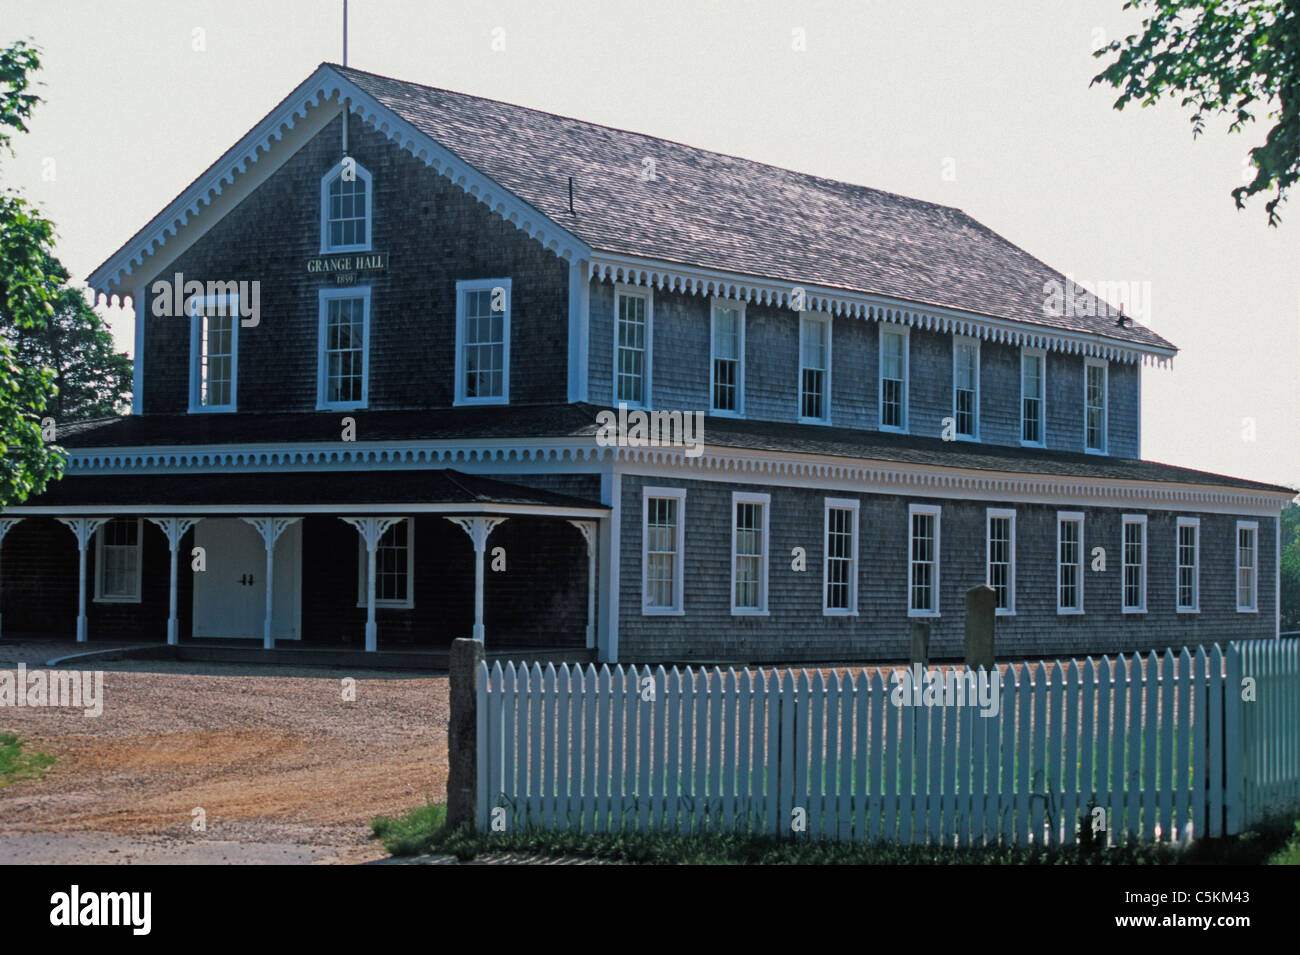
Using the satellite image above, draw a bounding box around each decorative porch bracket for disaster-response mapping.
[342,517,404,652]
[145,517,201,646]
[0,517,24,637]
[57,517,110,643]
[447,517,508,642]
[242,517,302,650]
[568,520,597,650]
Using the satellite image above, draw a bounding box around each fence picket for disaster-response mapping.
[1063,661,1079,847]
[1159,650,1174,842]
[1208,646,1224,838]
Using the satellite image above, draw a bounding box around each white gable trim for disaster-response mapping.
[589,252,1175,368]
[89,65,592,297]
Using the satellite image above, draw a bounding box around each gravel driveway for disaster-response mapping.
[0,639,447,864]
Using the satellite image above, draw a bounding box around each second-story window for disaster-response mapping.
[455,279,510,405]
[318,287,370,409]
[953,336,979,439]
[879,326,908,431]
[799,314,830,422]
[189,294,237,413]
[1020,347,1046,446]
[615,286,651,407]
[711,299,744,414]
[320,158,372,253]
[1085,358,1108,453]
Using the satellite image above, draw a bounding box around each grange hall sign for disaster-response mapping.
[306,252,389,285]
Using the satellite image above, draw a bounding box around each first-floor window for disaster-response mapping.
[1236,521,1258,612]
[357,519,413,608]
[95,518,142,603]
[456,279,510,403]
[1176,518,1200,612]
[799,314,829,421]
[319,287,370,408]
[731,493,770,613]
[986,508,1015,614]
[824,499,859,614]
[1122,514,1147,613]
[189,295,237,411]
[908,504,940,616]
[643,488,685,613]
[1057,513,1084,614]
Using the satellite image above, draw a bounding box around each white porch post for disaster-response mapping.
[0,518,24,637]
[242,517,301,650]
[447,517,507,642]
[342,517,403,652]
[57,517,109,643]
[568,520,597,649]
[147,517,200,646]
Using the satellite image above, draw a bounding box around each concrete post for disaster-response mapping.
[965,584,997,670]
[446,637,485,830]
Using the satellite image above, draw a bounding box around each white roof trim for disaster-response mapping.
[88,64,592,294]
[589,251,1176,367]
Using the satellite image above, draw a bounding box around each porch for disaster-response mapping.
[0,469,608,655]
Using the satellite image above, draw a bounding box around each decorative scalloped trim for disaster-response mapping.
[61,440,1288,511]
[91,66,591,293]
[590,258,1171,367]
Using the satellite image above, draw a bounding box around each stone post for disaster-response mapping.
[446,637,485,830]
[965,584,997,670]
[909,621,930,667]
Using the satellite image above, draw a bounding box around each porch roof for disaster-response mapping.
[6,468,607,517]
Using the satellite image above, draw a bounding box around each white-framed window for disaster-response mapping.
[823,498,859,615]
[455,279,510,405]
[798,313,830,423]
[1020,347,1046,446]
[94,518,142,603]
[1084,358,1108,453]
[908,503,941,617]
[986,508,1016,615]
[710,298,745,415]
[320,158,372,253]
[731,492,770,614]
[317,286,370,409]
[356,518,414,609]
[1236,520,1259,612]
[615,285,652,407]
[952,335,979,440]
[1176,517,1200,613]
[642,487,685,614]
[1122,514,1147,613]
[188,294,238,413]
[878,325,909,432]
[1057,511,1084,615]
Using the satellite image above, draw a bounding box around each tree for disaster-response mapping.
[1281,502,1300,633]
[1093,1,1300,226]
[12,281,131,421]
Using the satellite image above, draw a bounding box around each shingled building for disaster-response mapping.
[2,63,1291,663]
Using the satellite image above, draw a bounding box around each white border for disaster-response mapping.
[879,323,910,433]
[798,312,832,424]
[614,283,653,409]
[93,517,143,604]
[317,285,371,410]
[454,278,512,406]
[1175,516,1200,613]
[823,497,860,616]
[319,158,373,254]
[1019,346,1047,448]
[1084,357,1108,454]
[641,486,685,615]
[188,293,239,414]
[907,502,941,617]
[986,507,1016,615]
[1121,513,1148,613]
[730,491,771,615]
[1056,510,1085,615]
[1236,519,1259,613]
[709,296,746,416]
[952,334,980,441]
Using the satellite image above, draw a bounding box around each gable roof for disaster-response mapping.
[90,64,1174,364]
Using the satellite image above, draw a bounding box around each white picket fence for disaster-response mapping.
[475,639,1300,846]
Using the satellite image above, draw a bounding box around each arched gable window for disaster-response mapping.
[320,158,372,253]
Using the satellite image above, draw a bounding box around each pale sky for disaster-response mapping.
[2,0,1297,488]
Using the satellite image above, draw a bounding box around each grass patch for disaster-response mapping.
[0,733,55,788]
[372,802,1300,865]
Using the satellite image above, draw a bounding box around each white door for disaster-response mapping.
[192,519,302,639]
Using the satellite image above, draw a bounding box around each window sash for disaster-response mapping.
[732,499,767,611]
[825,505,856,612]
[987,514,1014,612]
[1177,522,1199,611]
[644,496,681,611]
[909,510,939,614]
[616,292,648,405]
[1237,525,1258,611]
[1085,362,1107,451]
[198,306,234,408]
[324,295,366,404]
[327,173,368,249]
[799,317,828,420]
[711,305,742,412]
[1122,518,1146,611]
[881,331,906,429]
[1057,517,1083,612]
[1021,352,1043,444]
[954,341,977,437]
[97,519,141,602]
